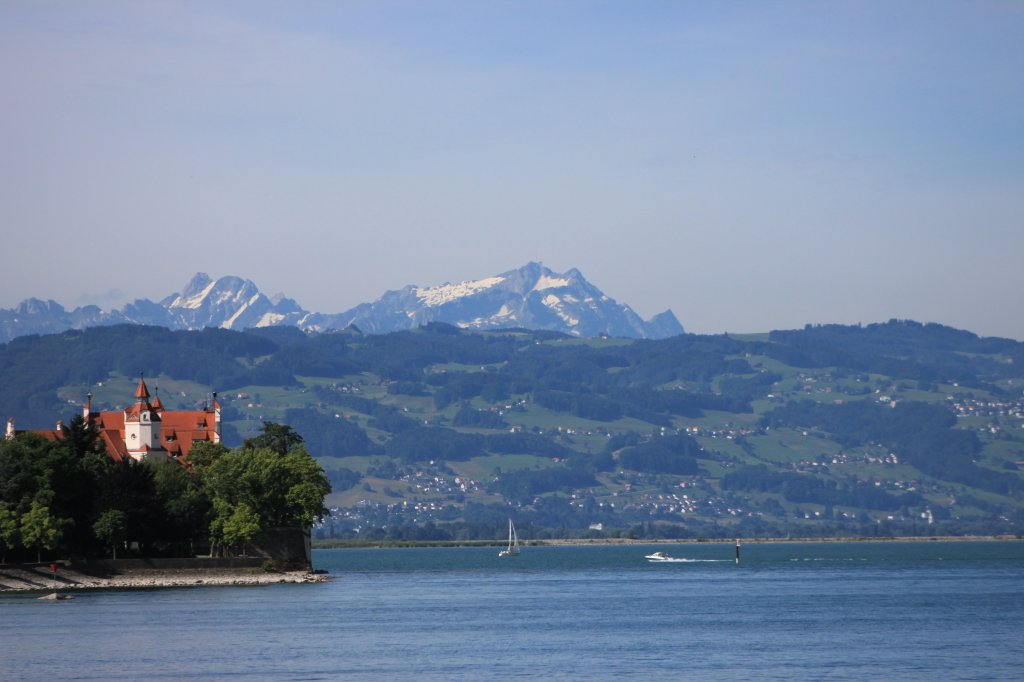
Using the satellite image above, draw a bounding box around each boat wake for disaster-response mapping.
[646,557,729,563]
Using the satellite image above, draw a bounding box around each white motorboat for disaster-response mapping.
[645,551,673,562]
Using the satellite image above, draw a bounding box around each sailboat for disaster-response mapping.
[498,518,520,557]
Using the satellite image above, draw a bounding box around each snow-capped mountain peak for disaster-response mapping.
[326,263,683,339]
[0,263,684,342]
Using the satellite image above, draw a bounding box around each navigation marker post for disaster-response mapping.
[735,539,740,565]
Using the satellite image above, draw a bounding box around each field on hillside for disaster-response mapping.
[5,320,1021,538]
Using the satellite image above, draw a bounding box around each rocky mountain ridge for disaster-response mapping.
[0,263,683,342]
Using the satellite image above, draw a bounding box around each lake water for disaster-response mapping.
[2,541,1022,680]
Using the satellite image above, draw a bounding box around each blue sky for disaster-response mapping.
[2,1,1022,338]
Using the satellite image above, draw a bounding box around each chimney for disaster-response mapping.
[5,417,14,439]
[83,391,93,420]
[56,420,64,432]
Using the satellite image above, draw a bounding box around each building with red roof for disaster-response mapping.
[5,375,221,464]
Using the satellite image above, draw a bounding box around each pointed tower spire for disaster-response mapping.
[135,373,150,402]
[152,387,164,412]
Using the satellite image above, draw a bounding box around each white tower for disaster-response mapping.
[125,374,162,461]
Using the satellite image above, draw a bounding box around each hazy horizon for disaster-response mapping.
[2,2,1022,339]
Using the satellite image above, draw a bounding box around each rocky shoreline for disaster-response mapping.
[0,565,329,593]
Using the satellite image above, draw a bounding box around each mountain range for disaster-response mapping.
[0,263,683,343]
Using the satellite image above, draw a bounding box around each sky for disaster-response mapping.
[2,1,1022,339]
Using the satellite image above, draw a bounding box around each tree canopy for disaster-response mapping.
[0,420,330,562]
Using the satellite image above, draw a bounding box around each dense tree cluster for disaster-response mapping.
[487,467,598,505]
[0,421,330,563]
[616,434,704,475]
[721,464,921,510]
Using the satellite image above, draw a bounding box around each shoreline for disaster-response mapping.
[529,534,1023,546]
[0,566,329,593]
[315,534,1022,549]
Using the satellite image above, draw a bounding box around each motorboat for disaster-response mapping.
[645,551,672,562]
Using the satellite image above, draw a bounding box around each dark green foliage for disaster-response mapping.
[533,389,623,421]
[243,421,304,456]
[0,420,331,560]
[282,408,378,456]
[721,464,921,510]
[325,467,362,492]
[766,320,1017,384]
[384,427,485,463]
[617,435,702,475]
[431,372,514,409]
[565,450,616,473]
[452,406,508,429]
[717,372,783,403]
[488,467,598,504]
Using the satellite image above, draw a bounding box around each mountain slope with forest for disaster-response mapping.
[1,319,1021,539]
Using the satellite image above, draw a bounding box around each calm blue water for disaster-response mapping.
[2,541,1022,680]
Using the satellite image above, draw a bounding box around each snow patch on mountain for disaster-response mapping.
[416,277,505,307]
[533,275,570,291]
[172,279,217,310]
[257,312,286,327]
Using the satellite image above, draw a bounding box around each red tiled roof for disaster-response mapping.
[88,407,216,463]
[124,402,161,422]
[99,429,130,463]
[15,388,219,465]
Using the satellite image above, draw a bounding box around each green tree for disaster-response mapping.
[92,509,127,559]
[98,460,160,555]
[152,462,211,551]
[203,443,330,555]
[244,421,304,456]
[211,500,262,552]
[20,499,65,563]
[0,504,19,563]
[187,441,230,470]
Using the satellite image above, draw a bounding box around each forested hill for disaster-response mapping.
[2,320,1022,538]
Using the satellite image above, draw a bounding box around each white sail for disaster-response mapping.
[498,518,520,556]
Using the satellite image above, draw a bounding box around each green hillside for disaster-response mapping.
[2,320,1022,539]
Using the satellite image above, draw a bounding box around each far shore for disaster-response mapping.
[529,534,1022,546]
[315,534,1022,549]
